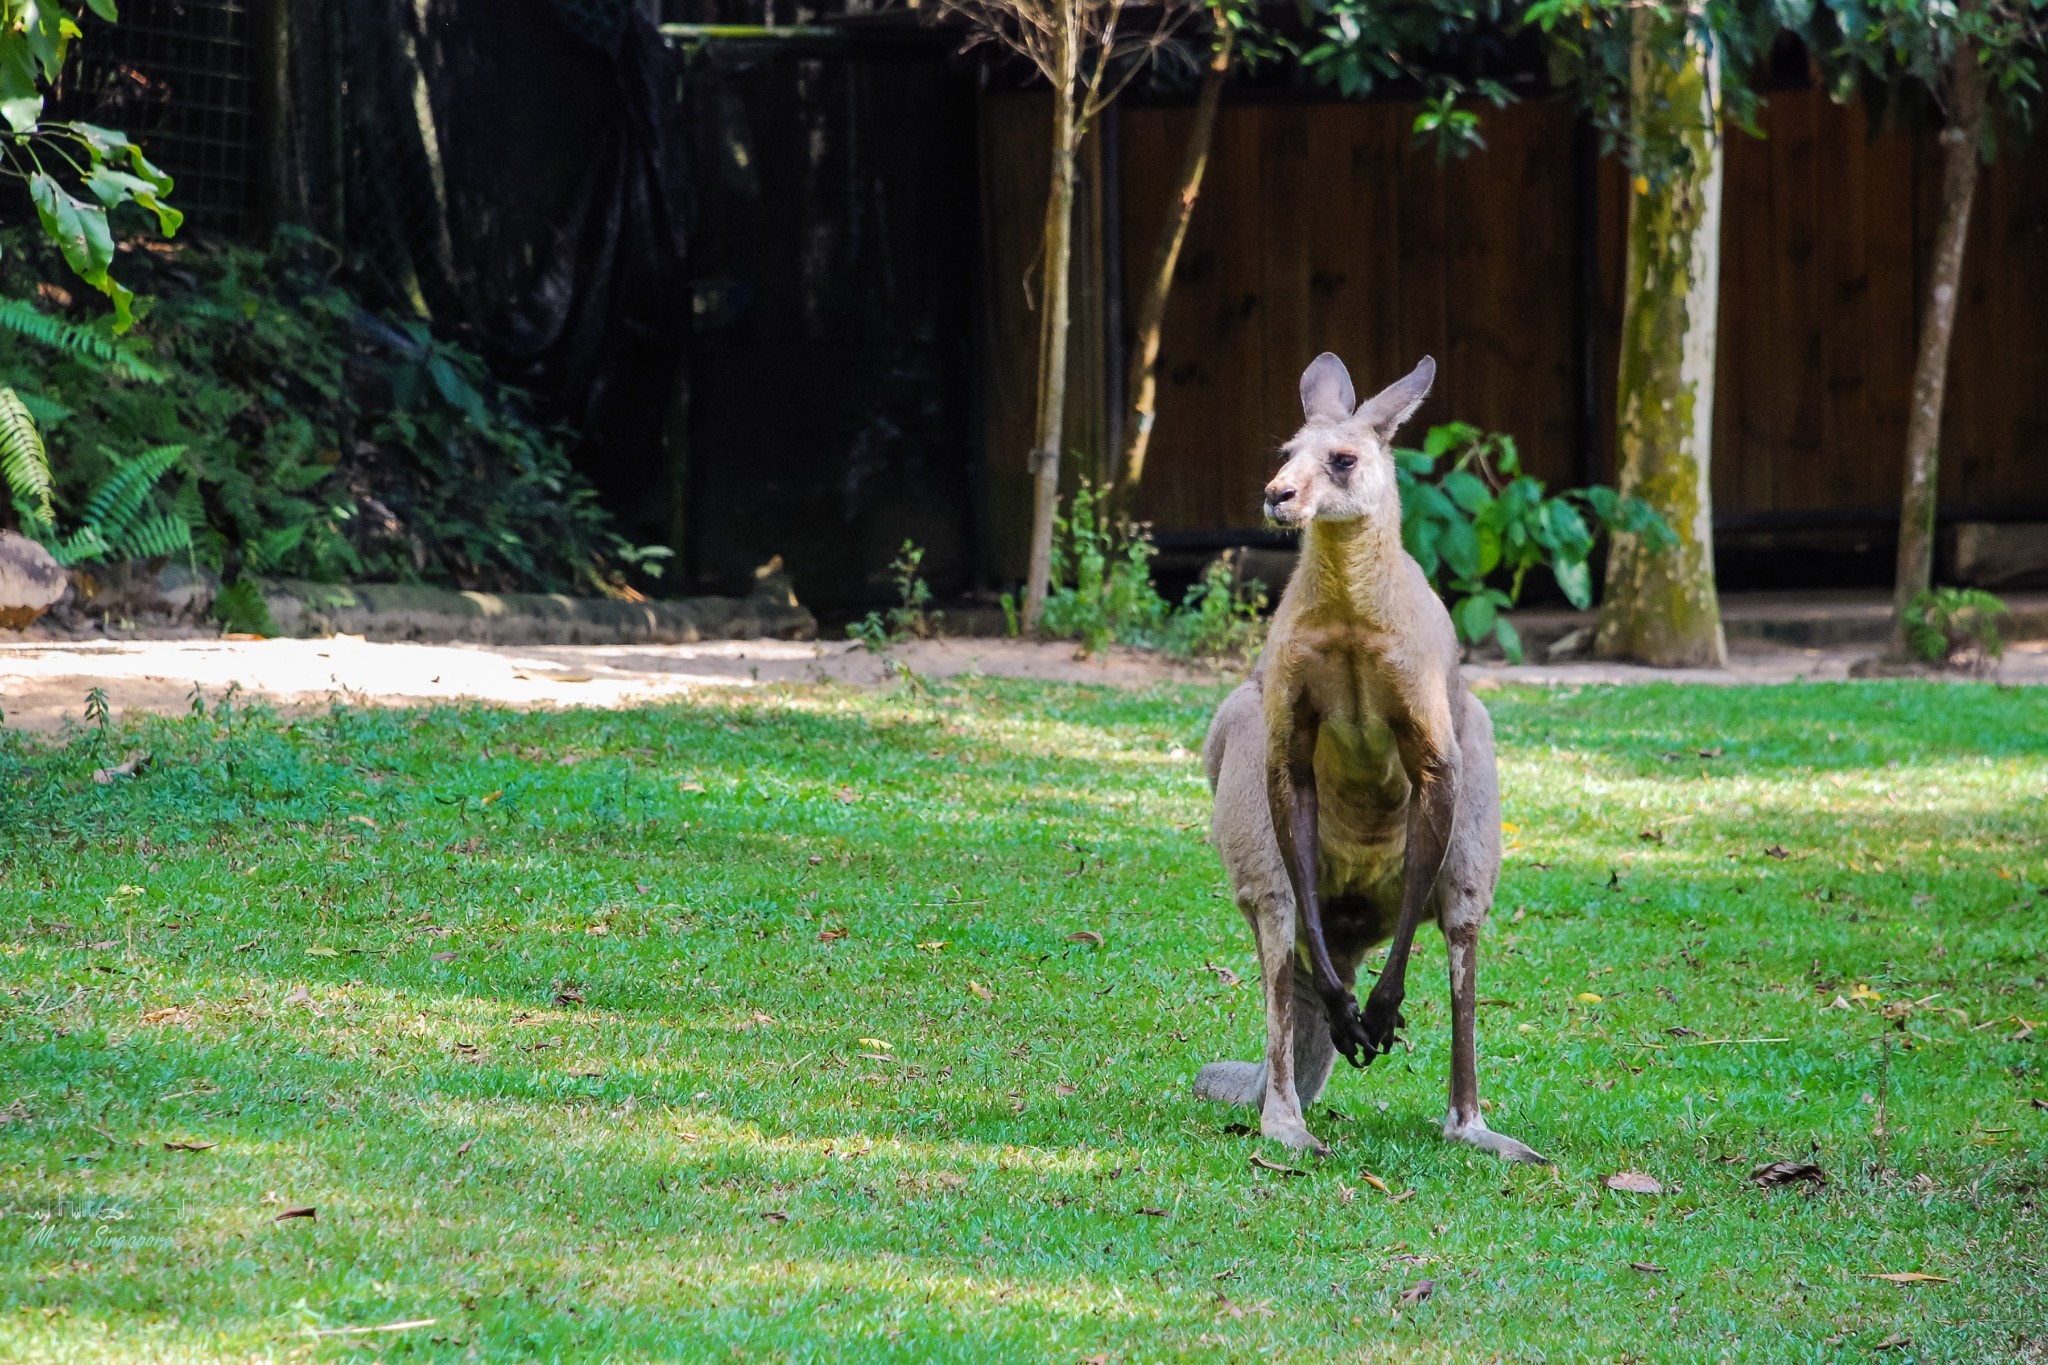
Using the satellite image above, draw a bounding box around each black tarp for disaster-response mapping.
[677,34,979,604]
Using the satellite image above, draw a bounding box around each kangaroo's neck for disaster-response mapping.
[1297,502,1406,627]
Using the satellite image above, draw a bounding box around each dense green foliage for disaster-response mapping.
[1904,586,2009,665]
[1396,421,1674,661]
[1031,482,1269,660]
[0,230,665,595]
[0,0,181,328]
[0,680,2043,1361]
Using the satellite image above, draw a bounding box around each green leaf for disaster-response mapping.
[1,95,42,133]
[1450,592,1497,645]
[1441,468,1492,515]
[84,166,185,238]
[85,0,121,20]
[1439,516,1480,582]
[29,172,133,330]
[1552,555,1592,610]
[1493,616,1523,664]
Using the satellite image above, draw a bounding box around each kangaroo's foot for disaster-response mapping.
[1442,1110,1548,1164]
[1262,1109,1329,1157]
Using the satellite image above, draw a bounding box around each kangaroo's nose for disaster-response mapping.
[1264,485,1296,516]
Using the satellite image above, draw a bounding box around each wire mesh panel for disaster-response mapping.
[67,0,255,238]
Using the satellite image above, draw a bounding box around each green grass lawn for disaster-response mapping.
[2,678,2044,1363]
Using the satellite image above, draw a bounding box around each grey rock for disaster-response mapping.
[0,531,67,629]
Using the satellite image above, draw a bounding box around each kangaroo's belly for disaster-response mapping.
[1312,713,1410,904]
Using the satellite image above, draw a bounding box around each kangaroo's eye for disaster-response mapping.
[1329,452,1358,472]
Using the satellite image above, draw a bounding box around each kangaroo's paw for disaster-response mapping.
[1442,1111,1549,1164]
[1262,1112,1329,1158]
[1325,992,1374,1068]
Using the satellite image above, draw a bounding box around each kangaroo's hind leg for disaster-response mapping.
[1193,681,1331,1154]
[1437,691,1547,1163]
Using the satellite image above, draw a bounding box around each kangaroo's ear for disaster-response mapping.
[1299,352,1356,423]
[1355,356,1436,440]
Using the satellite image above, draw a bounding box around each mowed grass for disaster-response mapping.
[1,677,2044,1364]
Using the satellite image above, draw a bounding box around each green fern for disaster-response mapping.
[212,578,276,636]
[78,443,188,545]
[1904,587,2007,664]
[38,444,194,566]
[0,298,167,383]
[0,385,53,522]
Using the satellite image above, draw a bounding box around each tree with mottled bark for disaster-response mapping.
[1528,0,1783,666]
[931,0,1195,631]
[1595,8,1729,666]
[1803,0,2045,660]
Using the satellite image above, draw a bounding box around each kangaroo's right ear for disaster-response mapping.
[1300,352,1356,423]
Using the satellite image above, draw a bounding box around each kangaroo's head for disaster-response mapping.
[1263,353,1435,527]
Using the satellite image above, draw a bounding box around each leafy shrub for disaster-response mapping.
[1904,587,2007,668]
[849,539,936,651]
[0,227,666,596]
[1394,422,1673,661]
[1037,482,1268,662]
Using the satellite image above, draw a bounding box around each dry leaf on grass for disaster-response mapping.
[1604,1171,1664,1195]
[1398,1280,1435,1307]
[1862,1272,1951,1284]
[817,928,848,943]
[1750,1161,1827,1188]
[1137,1206,1167,1217]
[760,1210,790,1224]
[1248,1154,1304,1177]
[831,786,861,805]
[968,980,992,1000]
[92,753,152,784]
[1066,930,1104,948]
[1054,1083,1077,1097]
[1765,845,1790,859]
[1359,1172,1390,1194]
[1201,963,1243,988]
[273,1206,317,1222]
[1629,1261,1666,1274]
[1874,1333,1912,1350]
[163,1139,216,1152]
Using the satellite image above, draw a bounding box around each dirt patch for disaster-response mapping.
[4,634,2041,732]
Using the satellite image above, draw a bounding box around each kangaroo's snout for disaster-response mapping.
[1263,483,1299,523]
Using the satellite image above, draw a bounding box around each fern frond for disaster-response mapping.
[0,298,168,383]
[0,387,53,521]
[81,443,188,546]
[115,512,193,560]
[53,524,112,567]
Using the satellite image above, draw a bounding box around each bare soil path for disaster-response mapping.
[3,634,2042,732]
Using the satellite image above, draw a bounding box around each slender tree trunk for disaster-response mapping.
[1022,8,1083,633]
[1111,21,1233,505]
[1887,38,1988,660]
[1594,8,1728,668]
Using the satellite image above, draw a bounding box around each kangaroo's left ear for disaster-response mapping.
[1355,356,1436,441]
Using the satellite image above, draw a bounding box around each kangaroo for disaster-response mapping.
[1193,352,1545,1163]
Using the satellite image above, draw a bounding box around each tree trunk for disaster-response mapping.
[1887,38,1988,660]
[1021,9,1083,633]
[1594,8,1728,667]
[1111,21,1233,505]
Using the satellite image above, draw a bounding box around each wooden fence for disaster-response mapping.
[979,86,2048,579]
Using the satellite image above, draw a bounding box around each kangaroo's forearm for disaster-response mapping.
[1376,762,1458,993]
